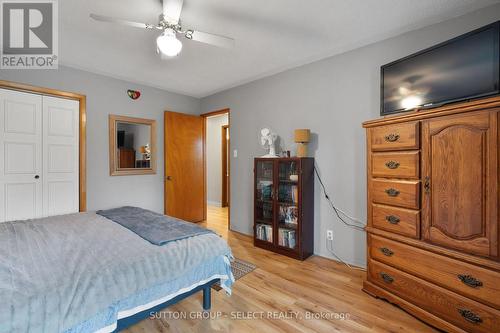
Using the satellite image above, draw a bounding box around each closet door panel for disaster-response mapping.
[0,89,43,222]
[42,96,79,217]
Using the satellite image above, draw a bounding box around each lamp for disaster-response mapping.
[294,129,310,157]
[157,28,183,57]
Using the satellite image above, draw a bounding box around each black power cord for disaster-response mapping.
[314,163,366,271]
[313,165,366,231]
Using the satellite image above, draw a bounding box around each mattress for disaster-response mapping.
[0,212,233,333]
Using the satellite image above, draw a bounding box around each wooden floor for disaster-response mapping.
[125,206,438,333]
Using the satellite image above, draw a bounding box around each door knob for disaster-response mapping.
[166,176,172,181]
[34,175,40,179]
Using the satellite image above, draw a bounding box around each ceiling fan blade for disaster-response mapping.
[90,13,156,30]
[163,0,184,24]
[187,30,235,49]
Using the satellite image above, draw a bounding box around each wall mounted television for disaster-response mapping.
[381,21,500,116]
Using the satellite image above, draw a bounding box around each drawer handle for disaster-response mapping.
[385,215,400,224]
[380,272,394,283]
[458,274,483,288]
[380,247,394,256]
[385,188,400,197]
[458,309,482,324]
[385,161,400,169]
[384,133,400,142]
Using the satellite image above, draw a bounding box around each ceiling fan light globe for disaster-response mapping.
[157,29,182,57]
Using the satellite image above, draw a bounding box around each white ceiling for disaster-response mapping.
[60,0,498,98]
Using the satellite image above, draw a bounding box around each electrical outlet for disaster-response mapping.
[233,149,238,158]
[327,230,333,241]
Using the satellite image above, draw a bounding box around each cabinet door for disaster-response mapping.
[254,160,274,244]
[421,112,498,258]
[277,160,299,250]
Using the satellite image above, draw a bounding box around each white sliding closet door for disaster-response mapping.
[0,88,79,223]
[0,89,43,222]
[42,96,79,217]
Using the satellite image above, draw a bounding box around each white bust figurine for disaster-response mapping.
[260,128,278,157]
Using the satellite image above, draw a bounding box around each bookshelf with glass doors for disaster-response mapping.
[254,157,314,260]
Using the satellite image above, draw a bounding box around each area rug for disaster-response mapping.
[212,258,257,291]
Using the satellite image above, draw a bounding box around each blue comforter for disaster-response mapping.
[0,212,233,333]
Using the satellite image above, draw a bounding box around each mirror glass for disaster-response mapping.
[116,122,151,169]
[109,115,156,176]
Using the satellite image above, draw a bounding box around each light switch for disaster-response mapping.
[233,149,238,158]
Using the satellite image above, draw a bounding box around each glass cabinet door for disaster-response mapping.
[255,161,274,243]
[277,160,299,250]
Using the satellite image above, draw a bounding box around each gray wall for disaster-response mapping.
[0,66,200,213]
[206,114,229,206]
[201,5,500,267]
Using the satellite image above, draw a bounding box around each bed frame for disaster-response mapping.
[113,278,218,332]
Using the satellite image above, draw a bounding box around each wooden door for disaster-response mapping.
[0,89,43,222]
[164,111,205,222]
[421,111,498,258]
[221,125,229,207]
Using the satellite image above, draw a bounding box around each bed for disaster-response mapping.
[0,208,234,333]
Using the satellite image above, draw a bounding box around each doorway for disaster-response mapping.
[202,109,230,230]
[163,109,230,229]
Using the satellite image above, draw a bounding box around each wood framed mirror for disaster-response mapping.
[109,115,157,176]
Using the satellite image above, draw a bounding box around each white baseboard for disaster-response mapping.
[207,200,222,207]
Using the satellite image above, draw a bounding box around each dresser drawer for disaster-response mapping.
[369,234,500,310]
[370,179,420,209]
[371,151,419,179]
[368,259,500,333]
[370,122,419,151]
[371,204,419,238]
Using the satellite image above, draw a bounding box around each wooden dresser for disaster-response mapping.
[362,96,500,333]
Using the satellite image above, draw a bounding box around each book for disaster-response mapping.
[292,185,298,204]
[279,205,298,224]
[257,180,273,201]
[278,184,298,204]
[278,228,296,249]
[256,224,273,242]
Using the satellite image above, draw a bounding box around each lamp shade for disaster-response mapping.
[294,129,311,143]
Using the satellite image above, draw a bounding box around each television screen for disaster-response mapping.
[117,130,125,148]
[381,22,499,116]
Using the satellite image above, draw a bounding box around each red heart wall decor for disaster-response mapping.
[127,90,141,100]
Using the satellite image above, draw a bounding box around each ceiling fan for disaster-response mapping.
[90,0,235,57]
